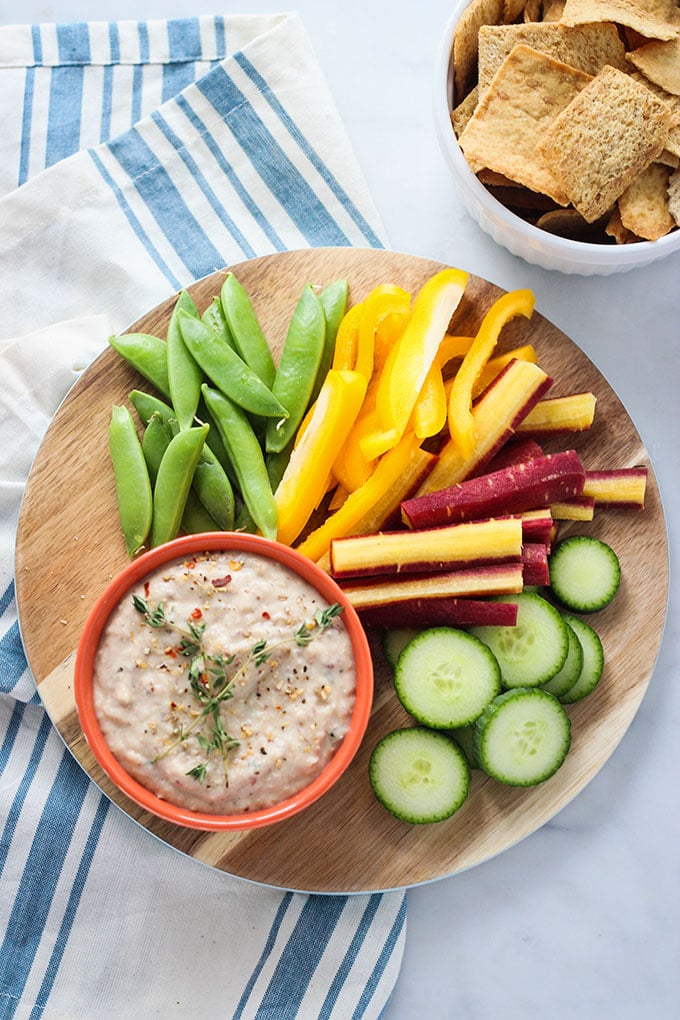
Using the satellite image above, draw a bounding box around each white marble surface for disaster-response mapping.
[4,1,679,1017]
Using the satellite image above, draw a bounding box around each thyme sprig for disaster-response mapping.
[132,594,343,787]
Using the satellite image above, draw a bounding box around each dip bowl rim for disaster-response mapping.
[74,531,374,832]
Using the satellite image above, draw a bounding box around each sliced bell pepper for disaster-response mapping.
[412,359,447,439]
[448,288,535,458]
[274,369,366,546]
[364,268,469,460]
[297,432,436,565]
[331,302,363,372]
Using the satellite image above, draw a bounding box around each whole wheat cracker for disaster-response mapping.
[627,38,680,97]
[453,0,505,103]
[560,0,680,42]
[538,65,672,221]
[477,21,627,93]
[667,168,680,225]
[605,206,638,243]
[543,1,567,20]
[458,44,593,205]
[618,163,675,239]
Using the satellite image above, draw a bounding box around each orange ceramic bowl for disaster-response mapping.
[74,532,373,831]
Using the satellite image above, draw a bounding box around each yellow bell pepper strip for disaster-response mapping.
[417,359,552,496]
[359,284,411,377]
[412,359,447,439]
[437,334,475,367]
[297,432,437,566]
[332,403,380,492]
[448,288,535,458]
[365,268,469,460]
[331,302,363,371]
[274,369,366,546]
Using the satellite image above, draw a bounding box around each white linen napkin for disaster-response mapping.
[0,14,406,1019]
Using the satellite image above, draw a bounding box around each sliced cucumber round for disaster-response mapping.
[448,724,481,770]
[369,727,470,824]
[394,627,501,728]
[473,688,571,787]
[470,592,569,689]
[558,613,605,704]
[381,627,420,670]
[541,618,584,699]
[549,535,621,613]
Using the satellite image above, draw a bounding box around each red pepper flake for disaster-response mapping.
[190,607,203,620]
[165,647,178,658]
[262,611,271,620]
[212,575,232,588]
[184,560,197,570]
[144,581,150,597]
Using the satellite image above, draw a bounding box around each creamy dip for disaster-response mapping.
[93,550,356,814]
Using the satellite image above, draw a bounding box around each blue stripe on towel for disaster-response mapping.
[45,25,91,166]
[0,741,92,1014]
[353,893,407,1018]
[175,93,284,253]
[0,580,15,618]
[255,895,349,1017]
[0,620,29,694]
[150,109,256,258]
[232,892,295,1019]
[88,147,182,290]
[195,67,352,247]
[29,796,110,1019]
[234,52,383,249]
[318,894,383,1019]
[105,127,225,278]
[0,709,51,879]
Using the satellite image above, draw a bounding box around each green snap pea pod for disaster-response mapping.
[109,405,153,557]
[202,296,235,349]
[191,454,235,531]
[150,423,209,547]
[265,284,325,454]
[165,416,235,532]
[129,389,175,428]
[310,278,348,403]
[141,412,173,484]
[167,290,203,430]
[178,310,288,420]
[220,272,276,388]
[109,333,170,399]
[201,384,278,541]
[181,491,219,535]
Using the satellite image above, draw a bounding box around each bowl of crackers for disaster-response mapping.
[434,0,680,274]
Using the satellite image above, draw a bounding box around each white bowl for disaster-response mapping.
[433,1,680,275]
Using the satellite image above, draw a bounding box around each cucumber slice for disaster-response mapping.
[549,535,621,613]
[470,592,569,689]
[448,724,481,770]
[381,627,419,669]
[369,727,470,824]
[473,688,571,786]
[558,613,605,704]
[541,618,584,698]
[394,627,501,728]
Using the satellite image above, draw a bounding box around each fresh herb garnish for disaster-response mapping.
[132,594,343,787]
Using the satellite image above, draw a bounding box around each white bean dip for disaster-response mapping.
[93,550,356,814]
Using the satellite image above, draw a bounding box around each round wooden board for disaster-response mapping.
[15,247,668,893]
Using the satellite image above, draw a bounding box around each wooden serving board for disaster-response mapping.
[15,247,668,894]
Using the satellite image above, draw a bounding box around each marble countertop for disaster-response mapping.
[5,2,679,1017]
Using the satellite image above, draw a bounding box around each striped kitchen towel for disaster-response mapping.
[0,13,406,1020]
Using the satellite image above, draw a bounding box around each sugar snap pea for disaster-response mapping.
[141,412,172,484]
[150,423,209,547]
[129,390,175,429]
[311,278,348,403]
[167,290,202,430]
[201,384,277,540]
[109,333,170,399]
[220,272,276,388]
[202,296,235,349]
[181,491,219,535]
[191,453,235,531]
[109,405,153,556]
[265,284,325,454]
[178,310,288,420]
